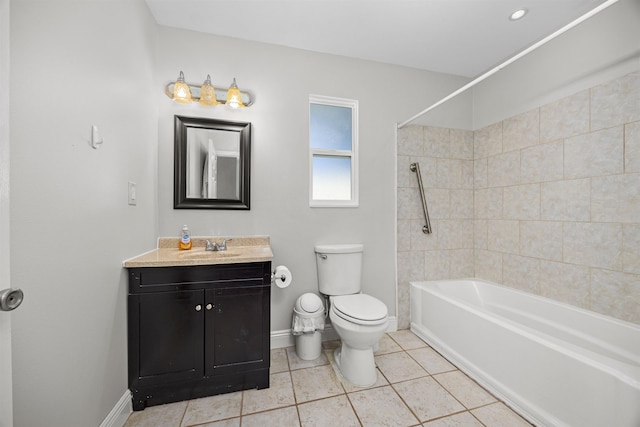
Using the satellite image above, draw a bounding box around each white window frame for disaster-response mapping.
[309,95,359,207]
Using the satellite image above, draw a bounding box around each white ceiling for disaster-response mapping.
[145,0,608,78]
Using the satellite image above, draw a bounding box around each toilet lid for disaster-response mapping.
[332,294,388,322]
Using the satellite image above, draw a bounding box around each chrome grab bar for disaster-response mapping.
[409,162,432,234]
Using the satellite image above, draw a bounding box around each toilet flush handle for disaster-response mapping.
[318,253,327,260]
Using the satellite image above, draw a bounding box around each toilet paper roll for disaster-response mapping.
[272,265,292,288]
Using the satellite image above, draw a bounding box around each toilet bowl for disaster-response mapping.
[329,294,389,386]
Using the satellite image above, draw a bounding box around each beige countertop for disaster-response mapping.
[123,236,273,268]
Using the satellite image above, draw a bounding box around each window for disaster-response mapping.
[309,95,358,207]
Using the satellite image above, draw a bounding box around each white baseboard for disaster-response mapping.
[103,316,398,426]
[100,390,131,427]
[270,316,398,349]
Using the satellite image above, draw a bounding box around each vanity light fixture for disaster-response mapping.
[165,72,253,107]
[509,8,528,21]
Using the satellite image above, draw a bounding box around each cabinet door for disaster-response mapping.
[204,285,270,377]
[129,290,204,387]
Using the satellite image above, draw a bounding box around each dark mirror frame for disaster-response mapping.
[174,115,251,210]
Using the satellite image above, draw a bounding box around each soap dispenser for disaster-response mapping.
[179,225,192,250]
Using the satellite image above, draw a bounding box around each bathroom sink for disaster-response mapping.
[178,250,240,260]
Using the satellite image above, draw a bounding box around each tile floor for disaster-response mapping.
[124,330,533,427]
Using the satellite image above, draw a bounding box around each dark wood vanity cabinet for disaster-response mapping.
[127,262,271,410]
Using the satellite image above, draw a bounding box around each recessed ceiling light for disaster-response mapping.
[509,8,528,21]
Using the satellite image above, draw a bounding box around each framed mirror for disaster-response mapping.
[174,115,251,209]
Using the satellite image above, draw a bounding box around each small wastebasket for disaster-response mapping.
[292,293,325,360]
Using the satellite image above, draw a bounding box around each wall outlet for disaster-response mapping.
[128,182,137,206]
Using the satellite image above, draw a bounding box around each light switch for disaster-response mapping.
[128,182,137,206]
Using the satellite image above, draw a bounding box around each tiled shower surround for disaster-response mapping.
[397,71,640,329]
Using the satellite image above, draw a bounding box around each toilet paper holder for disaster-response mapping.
[0,288,24,312]
[270,265,292,288]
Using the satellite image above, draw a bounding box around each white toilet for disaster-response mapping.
[315,244,389,387]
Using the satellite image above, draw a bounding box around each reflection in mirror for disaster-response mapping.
[174,116,251,209]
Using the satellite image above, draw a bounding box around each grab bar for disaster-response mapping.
[409,162,432,234]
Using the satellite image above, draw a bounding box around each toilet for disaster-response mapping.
[315,244,389,387]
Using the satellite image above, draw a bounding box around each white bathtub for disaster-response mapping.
[410,279,640,427]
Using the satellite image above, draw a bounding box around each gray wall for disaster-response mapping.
[154,27,471,332]
[10,0,158,425]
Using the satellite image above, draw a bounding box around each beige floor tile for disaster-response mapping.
[434,371,496,409]
[124,401,187,427]
[291,365,344,403]
[242,372,296,415]
[407,347,456,374]
[180,392,242,426]
[471,402,532,427]
[199,418,240,427]
[388,329,428,350]
[339,367,389,392]
[298,395,360,427]
[375,351,429,383]
[422,411,484,426]
[271,348,290,374]
[240,406,300,427]
[322,339,341,351]
[375,333,403,355]
[348,385,419,427]
[393,376,465,422]
[286,346,329,370]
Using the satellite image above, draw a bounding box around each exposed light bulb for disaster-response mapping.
[509,8,528,21]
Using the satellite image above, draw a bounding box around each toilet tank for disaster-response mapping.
[315,244,363,296]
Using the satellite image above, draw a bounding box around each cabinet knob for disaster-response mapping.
[206,303,213,310]
[195,304,202,312]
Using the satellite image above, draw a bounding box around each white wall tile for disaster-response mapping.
[563,222,622,270]
[591,269,640,324]
[520,141,564,184]
[592,174,640,223]
[623,224,640,274]
[503,109,540,152]
[539,260,590,309]
[625,121,640,173]
[503,183,540,220]
[487,220,519,253]
[540,89,590,143]
[591,71,640,131]
[519,221,563,262]
[564,126,624,179]
[541,179,591,221]
[488,150,520,187]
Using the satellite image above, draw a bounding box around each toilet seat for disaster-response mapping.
[331,294,388,326]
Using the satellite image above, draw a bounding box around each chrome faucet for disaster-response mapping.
[205,239,232,251]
